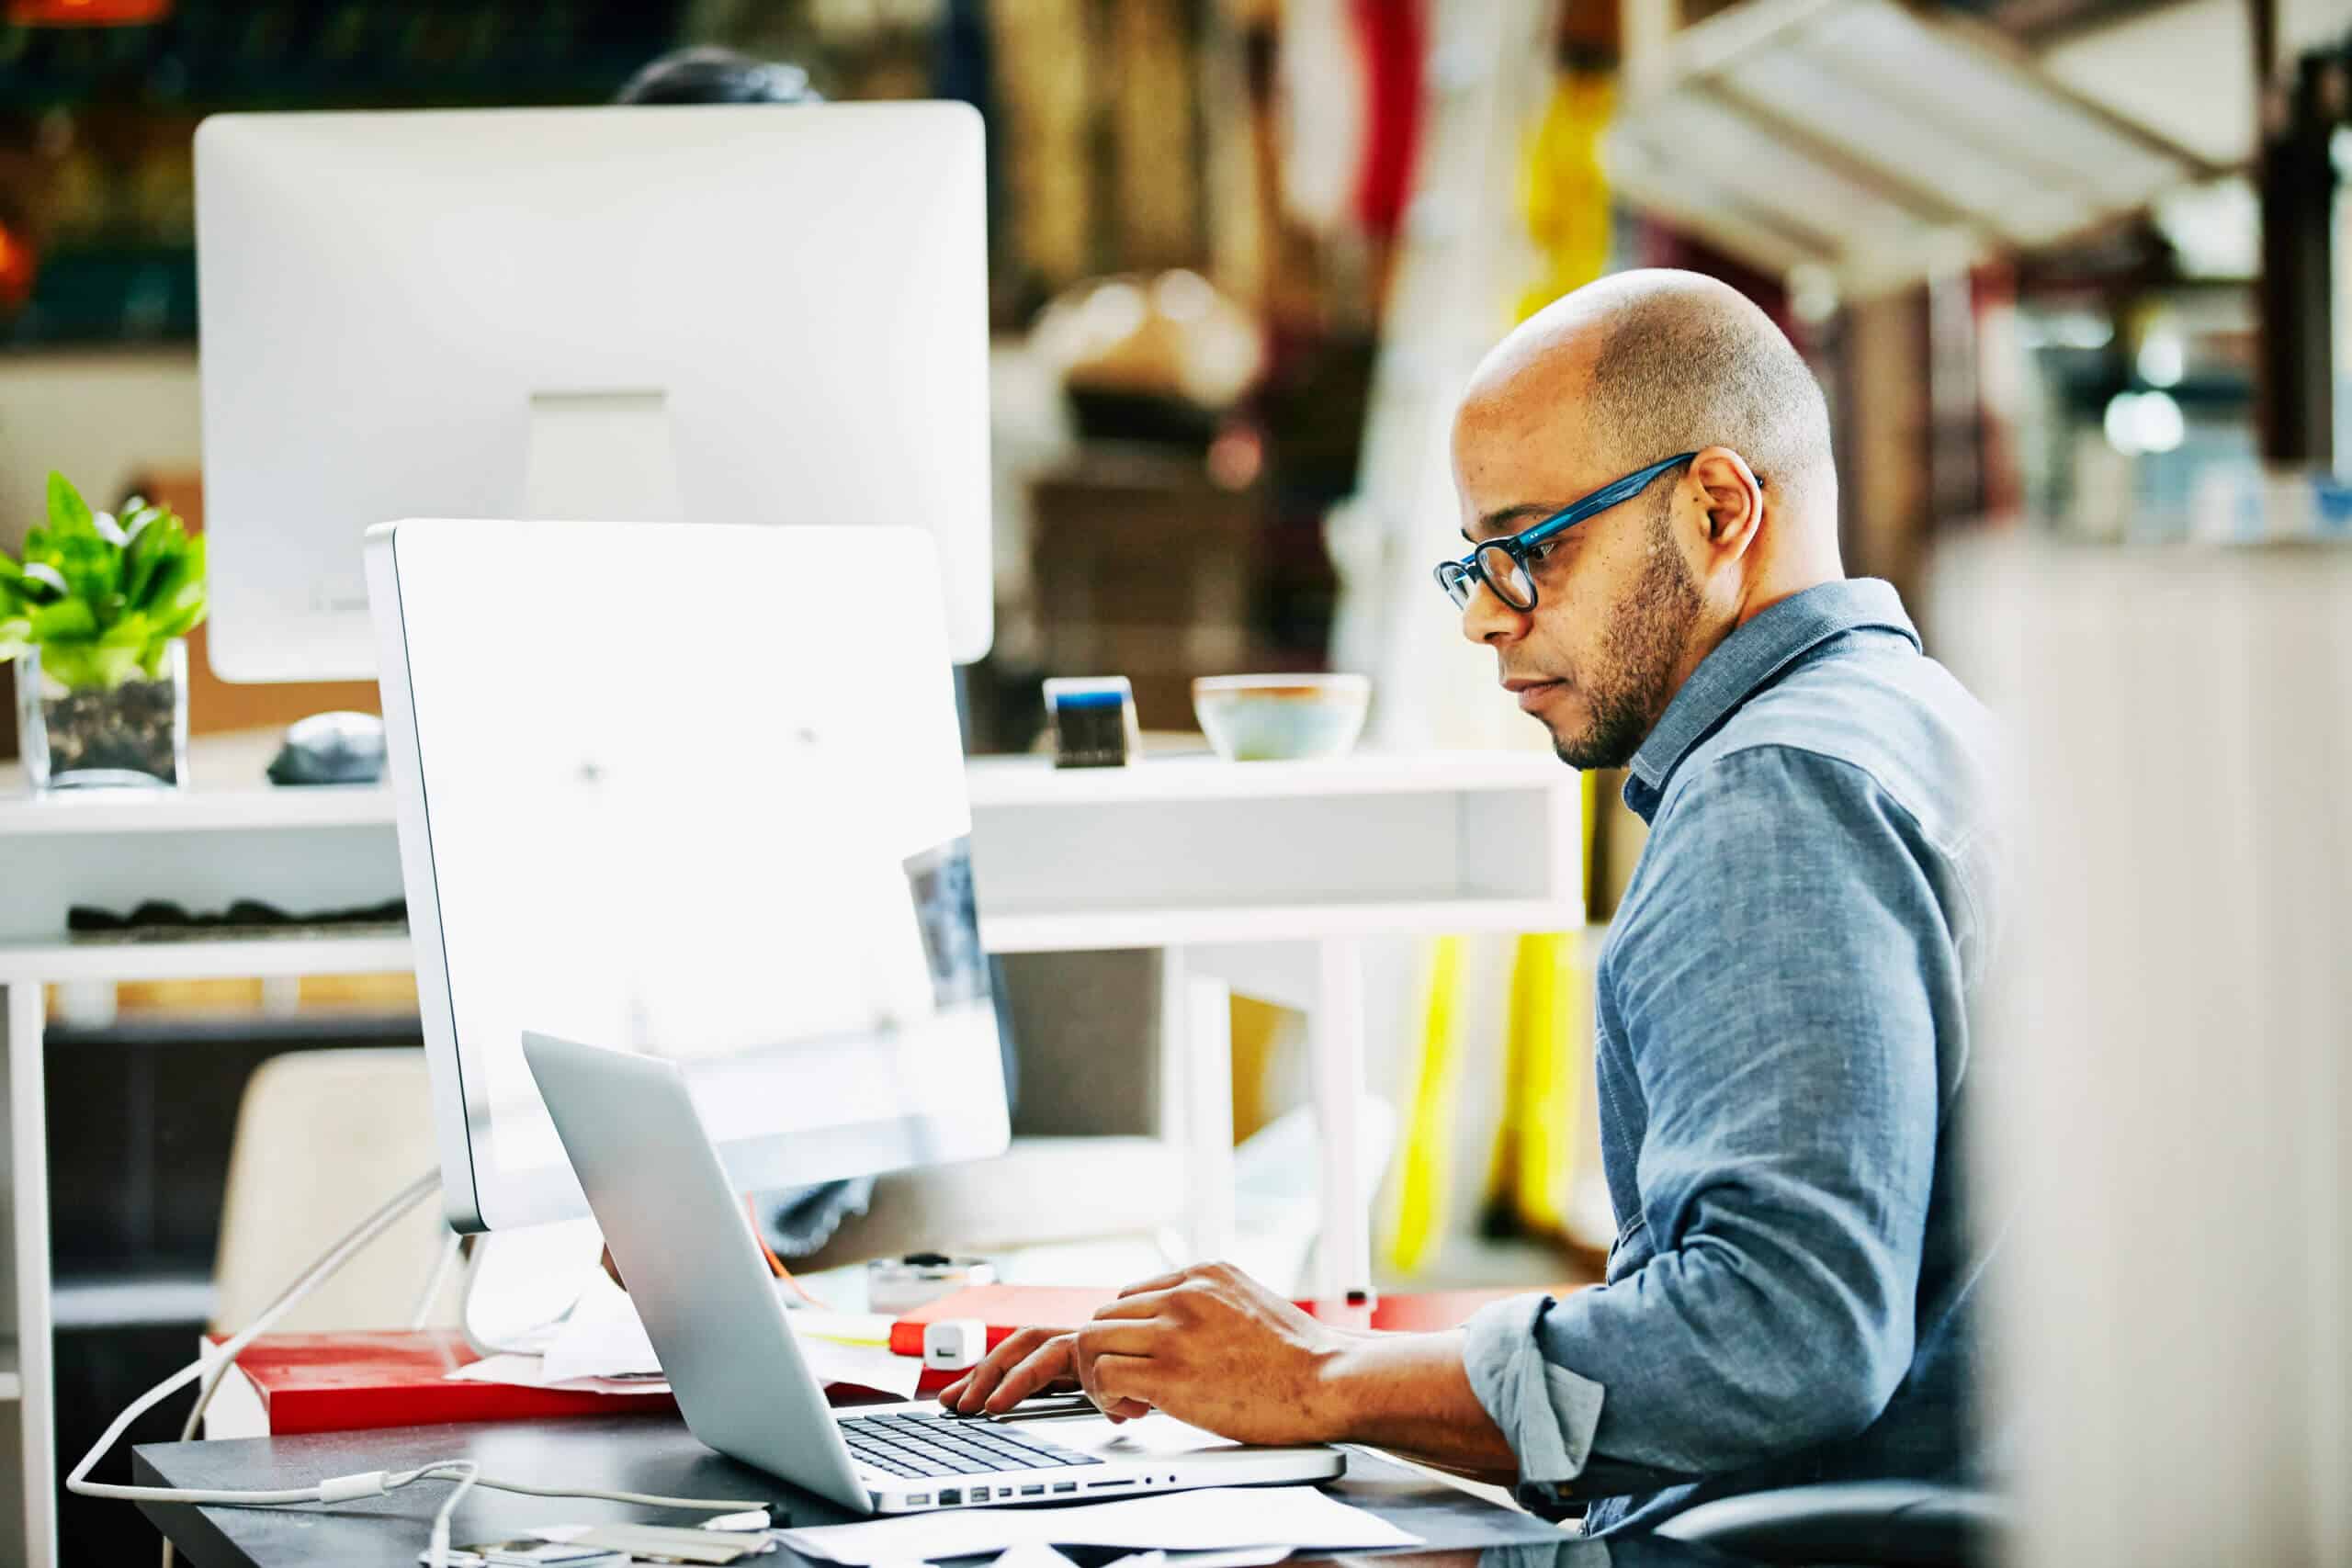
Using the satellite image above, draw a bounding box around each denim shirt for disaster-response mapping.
[1459,578,2006,1535]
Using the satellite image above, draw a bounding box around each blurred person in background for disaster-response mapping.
[616,45,821,107]
[942,269,2005,1538]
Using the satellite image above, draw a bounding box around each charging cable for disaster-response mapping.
[74,1170,770,1568]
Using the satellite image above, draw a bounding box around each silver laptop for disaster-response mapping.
[523,1031,1346,1515]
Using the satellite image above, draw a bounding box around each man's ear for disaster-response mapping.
[1689,446,1764,558]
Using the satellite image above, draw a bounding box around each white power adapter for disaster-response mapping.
[922,1317,989,1372]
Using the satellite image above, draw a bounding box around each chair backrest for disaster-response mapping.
[210,1047,458,1333]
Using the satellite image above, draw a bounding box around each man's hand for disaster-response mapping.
[939,1261,1523,1483]
[1073,1262,1356,1446]
[936,1327,1149,1421]
[940,1262,1351,1446]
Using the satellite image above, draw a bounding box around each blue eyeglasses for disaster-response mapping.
[1434,451,1697,612]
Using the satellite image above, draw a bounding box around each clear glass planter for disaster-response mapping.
[17,638,189,791]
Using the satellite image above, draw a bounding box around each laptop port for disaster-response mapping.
[1088,1479,1136,1490]
[970,1487,989,1502]
[939,1489,963,1506]
[1020,1485,1044,1496]
[1051,1483,1078,1494]
[909,1495,932,1507]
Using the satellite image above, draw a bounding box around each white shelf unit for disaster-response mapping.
[0,732,1582,1568]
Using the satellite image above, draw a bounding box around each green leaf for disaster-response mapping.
[47,533,122,604]
[145,539,208,637]
[123,512,185,609]
[38,639,141,690]
[28,598,96,643]
[0,550,20,587]
[45,472,96,537]
[99,610,153,649]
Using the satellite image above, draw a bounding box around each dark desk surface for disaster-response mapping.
[132,1415,1583,1568]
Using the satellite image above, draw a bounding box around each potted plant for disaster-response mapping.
[0,472,206,790]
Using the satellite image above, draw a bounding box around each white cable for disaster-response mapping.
[157,1172,447,1568]
[79,1170,768,1568]
[77,1171,445,1504]
[412,1228,463,1329]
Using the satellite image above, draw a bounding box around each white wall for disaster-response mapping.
[0,349,202,553]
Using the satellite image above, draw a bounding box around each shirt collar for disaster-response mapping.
[1624,578,1919,819]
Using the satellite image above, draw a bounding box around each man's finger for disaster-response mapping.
[1115,1269,1189,1299]
[979,1337,1080,1415]
[1084,1351,1162,1412]
[948,1327,1059,1414]
[1093,1287,1182,1322]
[1073,1318,1165,1361]
[936,1374,971,1406]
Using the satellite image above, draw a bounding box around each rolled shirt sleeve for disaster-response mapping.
[1460,745,1956,1503]
[1461,1292,1606,1502]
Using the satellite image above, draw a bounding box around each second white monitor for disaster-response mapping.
[196,101,992,680]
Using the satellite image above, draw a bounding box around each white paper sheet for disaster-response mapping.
[775,1487,1418,1565]
[996,1545,1082,1568]
[446,1352,673,1396]
[1103,1550,1293,1568]
[527,1277,922,1400]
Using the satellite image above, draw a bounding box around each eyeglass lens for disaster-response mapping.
[1476,542,1535,611]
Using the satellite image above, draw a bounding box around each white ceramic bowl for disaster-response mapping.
[1191,673,1372,761]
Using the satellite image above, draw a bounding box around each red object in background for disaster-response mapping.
[8,0,170,23]
[1351,0,1429,240]
[0,223,35,316]
[204,1330,677,1436]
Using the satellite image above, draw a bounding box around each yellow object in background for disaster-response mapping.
[1384,935,1465,1276]
[1484,929,1589,1237]
[1515,68,1616,323]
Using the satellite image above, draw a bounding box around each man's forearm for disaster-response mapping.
[1317,1329,1521,1483]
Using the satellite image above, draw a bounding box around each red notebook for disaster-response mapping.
[890,1282,1578,1360]
[200,1330,679,1437]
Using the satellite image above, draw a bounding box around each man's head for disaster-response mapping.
[1449,268,1841,769]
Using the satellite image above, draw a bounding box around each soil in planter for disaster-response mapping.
[40,677,180,784]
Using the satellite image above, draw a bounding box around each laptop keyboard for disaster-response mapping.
[842,1411,1107,1480]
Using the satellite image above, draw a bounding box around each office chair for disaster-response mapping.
[1656,1482,2006,1566]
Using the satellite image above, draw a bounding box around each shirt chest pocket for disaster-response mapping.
[1604,1214,1654,1284]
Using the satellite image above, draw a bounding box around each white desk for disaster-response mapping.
[0,729,1580,1568]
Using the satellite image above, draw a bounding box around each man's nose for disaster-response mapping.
[1458,577,1528,646]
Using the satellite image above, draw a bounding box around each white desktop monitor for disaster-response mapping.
[196,102,992,680]
[366,516,1011,1234]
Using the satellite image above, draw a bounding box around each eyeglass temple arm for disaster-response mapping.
[1517,451,1700,551]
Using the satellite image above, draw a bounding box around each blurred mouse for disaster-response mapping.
[267,710,386,786]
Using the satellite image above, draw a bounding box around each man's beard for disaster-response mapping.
[1551,502,1699,772]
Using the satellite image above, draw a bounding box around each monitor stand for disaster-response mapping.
[458,1214,606,1358]
[524,389,684,521]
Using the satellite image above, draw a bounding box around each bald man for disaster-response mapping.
[941,271,2004,1536]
